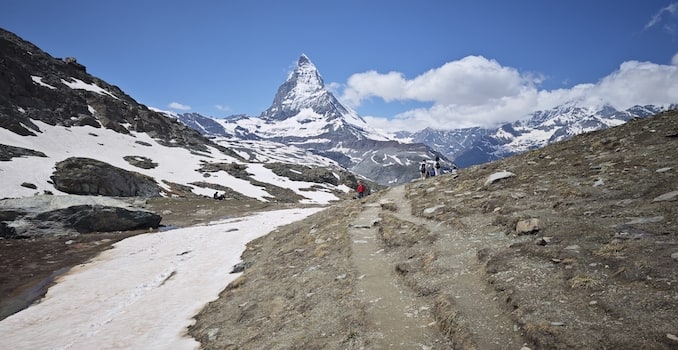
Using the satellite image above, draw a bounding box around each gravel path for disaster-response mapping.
[375,185,528,349]
[349,201,446,349]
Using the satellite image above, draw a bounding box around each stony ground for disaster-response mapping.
[190,110,678,349]
[1,110,677,349]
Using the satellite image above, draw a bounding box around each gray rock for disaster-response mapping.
[51,157,161,197]
[0,144,47,161]
[0,195,161,237]
[653,191,678,202]
[20,182,37,189]
[123,155,158,169]
[484,171,515,186]
[671,252,678,262]
[516,218,540,234]
[33,205,161,233]
[625,216,664,224]
[0,222,17,238]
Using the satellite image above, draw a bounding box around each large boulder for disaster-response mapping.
[0,195,162,238]
[51,157,162,197]
[34,205,161,233]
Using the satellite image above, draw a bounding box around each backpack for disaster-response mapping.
[420,163,426,172]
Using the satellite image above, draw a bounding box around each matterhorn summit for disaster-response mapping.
[260,54,331,121]
[258,54,386,141]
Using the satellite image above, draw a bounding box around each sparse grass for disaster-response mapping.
[380,200,398,212]
[568,273,600,289]
[595,240,626,258]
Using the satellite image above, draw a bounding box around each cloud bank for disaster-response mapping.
[340,55,678,132]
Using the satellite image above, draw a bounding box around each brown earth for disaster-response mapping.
[189,110,678,349]
[1,110,677,349]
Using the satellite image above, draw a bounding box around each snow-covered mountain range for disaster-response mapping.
[171,55,449,185]
[399,102,675,167]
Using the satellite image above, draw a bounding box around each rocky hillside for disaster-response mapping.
[0,29,210,152]
[0,28,365,204]
[189,109,677,349]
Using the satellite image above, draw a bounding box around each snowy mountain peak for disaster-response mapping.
[257,54,388,141]
[259,54,327,121]
[291,54,324,92]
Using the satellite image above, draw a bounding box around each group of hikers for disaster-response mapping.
[355,156,456,199]
[419,156,442,179]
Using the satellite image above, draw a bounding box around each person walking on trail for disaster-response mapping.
[434,156,441,176]
[357,180,366,199]
[419,160,427,180]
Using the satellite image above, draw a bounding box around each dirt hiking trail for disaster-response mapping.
[349,200,444,349]
[353,185,528,349]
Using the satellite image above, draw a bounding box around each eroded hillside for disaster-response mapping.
[190,110,677,349]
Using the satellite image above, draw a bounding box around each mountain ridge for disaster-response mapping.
[401,102,676,167]
[0,28,359,203]
[173,55,452,186]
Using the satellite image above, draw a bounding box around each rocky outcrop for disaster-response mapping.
[1,205,161,238]
[51,157,162,197]
[0,195,161,238]
[0,144,47,161]
[123,155,158,169]
[0,28,214,153]
[34,205,161,234]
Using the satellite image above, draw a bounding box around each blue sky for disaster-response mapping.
[2,0,677,132]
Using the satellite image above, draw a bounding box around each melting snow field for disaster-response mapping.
[0,207,324,350]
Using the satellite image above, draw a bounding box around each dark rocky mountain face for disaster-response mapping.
[0,28,211,152]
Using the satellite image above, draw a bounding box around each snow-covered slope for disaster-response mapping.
[0,120,350,204]
[0,29,355,203]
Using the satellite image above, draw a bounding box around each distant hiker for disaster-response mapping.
[213,191,225,200]
[357,181,366,199]
[434,156,441,176]
[420,160,427,180]
[428,162,435,177]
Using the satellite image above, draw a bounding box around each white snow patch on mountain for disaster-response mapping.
[0,121,345,204]
[61,77,119,99]
[503,128,556,152]
[30,75,57,89]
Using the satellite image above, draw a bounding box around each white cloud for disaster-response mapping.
[645,2,678,30]
[168,102,191,111]
[672,52,678,66]
[340,56,678,132]
[215,104,231,112]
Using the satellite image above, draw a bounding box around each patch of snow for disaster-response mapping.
[0,207,324,349]
[31,75,56,89]
[484,171,516,186]
[61,77,119,100]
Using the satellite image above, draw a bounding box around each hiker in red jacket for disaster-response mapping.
[357,181,366,199]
